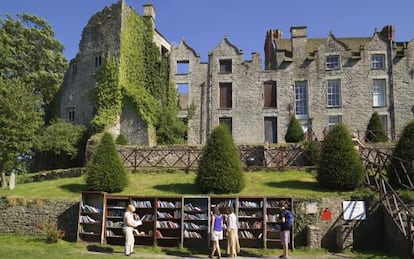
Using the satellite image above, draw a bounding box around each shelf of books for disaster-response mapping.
[265,197,293,249]
[155,197,182,247]
[78,191,106,244]
[182,196,210,248]
[238,197,265,248]
[131,196,156,245]
[210,196,236,248]
[105,195,130,245]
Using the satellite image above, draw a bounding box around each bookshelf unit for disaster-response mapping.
[155,197,182,247]
[210,196,236,248]
[105,195,130,245]
[131,196,156,245]
[182,196,210,248]
[237,197,265,248]
[78,191,105,244]
[265,197,294,249]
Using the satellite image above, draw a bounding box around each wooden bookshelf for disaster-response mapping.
[182,196,209,248]
[105,195,130,245]
[265,197,294,249]
[78,192,105,244]
[155,197,182,247]
[131,196,156,245]
[238,196,265,248]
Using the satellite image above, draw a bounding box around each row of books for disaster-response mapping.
[82,204,102,213]
[157,201,182,208]
[133,200,153,208]
[184,213,207,220]
[238,211,263,218]
[239,201,263,208]
[267,200,289,208]
[238,221,262,229]
[107,210,124,217]
[183,230,203,239]
[81,215,98,224]
[238,230,262,239]
[157,210,181,218]
[106,220,123,228]
[183,222,207,230]
[156,220,180,229]
[184,203,205,212]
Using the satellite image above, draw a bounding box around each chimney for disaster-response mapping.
[290,26,307,62]
[143,3,156,28]
[264,29,283,70]
[380,25,395,41]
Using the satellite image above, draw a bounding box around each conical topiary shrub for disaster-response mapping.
[365,112,388,142]
[195,124,245,194]
[285,116,304,143]
[86,132,128,193]
[317,123,364,191]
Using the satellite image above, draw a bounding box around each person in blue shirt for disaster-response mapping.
[210,207,223,258]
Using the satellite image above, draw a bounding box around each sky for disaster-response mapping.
[2,0,413,62]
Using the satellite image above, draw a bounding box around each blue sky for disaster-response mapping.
[2,0,413,62]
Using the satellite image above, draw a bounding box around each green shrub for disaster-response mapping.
[86,132,128,193]
[317,124,364,191]
[303,140,320,166]
[115,134,128,145]
[285,116,304,143]
[196,125,245,194]
[389,120,414,188]
[365,112,388,142]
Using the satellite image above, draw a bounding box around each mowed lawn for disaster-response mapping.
[0,169,351,201]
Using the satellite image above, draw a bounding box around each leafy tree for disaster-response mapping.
[303,140,321,166]
[0,78,43,186]
[317,123,364,191]
[285,116,304,143]
[0,13,67,123]
[389,120,414,188]
[32,119,87,171]
[86,132,128,193]
[196,125,245,194]
[365,112,388,142]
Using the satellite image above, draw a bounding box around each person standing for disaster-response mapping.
[226,206,240,257]
[210,207,223,258]
[123,204,142,256]
[279,201,292,259]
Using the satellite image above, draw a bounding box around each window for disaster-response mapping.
[68,108,75,122]
[72,63,78,77]
[327,79,341,107]
[373,79,386,107]
[264,117,277,143]
[176,83,189,94]
[219,117,232,135]
[263,81,277,108]
[219,83,232,108]
[95,55,102,67]
[328,115,342,131]
[371,54,385,69]
[326,55,340,70]
[380,115,388,135]
[176,60,189,74]
[219,59,232,73]
[294,81,308,117]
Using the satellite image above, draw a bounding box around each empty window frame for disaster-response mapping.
[176,60,189,74]
[264,81,277,108]
[68,108,75,122]
[326,55,340,70]
[327,79,341,107]
[95,55,102,67]
[371,54,385,69]
[373,79,386,107]
[219,59,232,73]
[219,82,232,108]
[328,115,342,131]
[177,83,189,94]
[219,117,232,135]
[294,81,308,117]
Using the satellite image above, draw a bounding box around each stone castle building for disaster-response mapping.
[59,1,414,145]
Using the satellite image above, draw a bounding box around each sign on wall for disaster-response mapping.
[342,201,366,220]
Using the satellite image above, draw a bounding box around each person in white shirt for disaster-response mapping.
[226,207,240,257]
[123,204,142,256]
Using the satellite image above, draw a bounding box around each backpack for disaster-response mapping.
[284,209,294,228]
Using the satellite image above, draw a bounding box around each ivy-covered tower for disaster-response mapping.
[58,1,172,145]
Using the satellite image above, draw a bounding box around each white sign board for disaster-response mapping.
[342,201,366,220]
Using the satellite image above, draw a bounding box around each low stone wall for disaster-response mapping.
[27,168,85,183]
[0,196,79,242]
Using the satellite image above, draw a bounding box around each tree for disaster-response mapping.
[0,14,67,123]
[32,119,87,171]
[365,112,388,142]
[285,116,304,143]
[317,124,364,191]
[0,78,43,187]
[389,120,414,188]
[196,125,245,194]
[86,132,128,193]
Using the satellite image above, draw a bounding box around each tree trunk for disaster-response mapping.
[1,172,7,188]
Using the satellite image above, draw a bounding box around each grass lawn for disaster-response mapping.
[0,169,352,201]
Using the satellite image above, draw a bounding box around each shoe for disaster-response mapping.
[208,255,212,258]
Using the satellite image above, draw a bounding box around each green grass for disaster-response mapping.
[0,169,352,201]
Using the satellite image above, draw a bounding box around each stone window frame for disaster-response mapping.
[263,80,277,108]
[325,55,340,70]
[176,60,190,74]
[95,53,103,67]
[219,82,232,109]
[67,107,76,122]
[371,54,385,70]
[327,79,342,108]
[294,80,308,119]
[219,59,232,74]
[372,78,387,107]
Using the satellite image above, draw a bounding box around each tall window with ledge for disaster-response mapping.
[327,79,341,107]
[68,108,75,122]
[371,54,385,69]
[177,83,189,109]
[176,60,189,74]
[325,55,340,70]
[294,81,308,118]
[219,59,232,73]
[219,117,232,135]
[263,81,277,108]
[328,115,342,131]
[219,82,232,109]
[95,55,102,67]
[373,79,386,107]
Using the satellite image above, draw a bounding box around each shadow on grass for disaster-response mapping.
[87,244,114,254]
[266,180,322,192]
[153,183,199,195]
[59,183,88,193]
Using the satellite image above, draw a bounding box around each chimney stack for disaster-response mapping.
[380,25,395,41]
